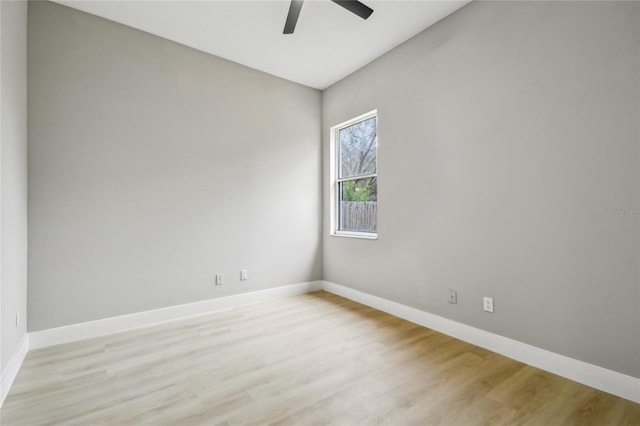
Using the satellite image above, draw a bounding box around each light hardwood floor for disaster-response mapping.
[2,291,639,425]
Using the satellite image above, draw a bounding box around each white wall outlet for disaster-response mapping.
[448,289,457,304]
[483,297,494,313]
[215,273,223,286]
[240,269,248,281]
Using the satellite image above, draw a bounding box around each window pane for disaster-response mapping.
[338,177,377,233]
[339,116,377,179]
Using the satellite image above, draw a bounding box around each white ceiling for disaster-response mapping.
[53,0,470,90]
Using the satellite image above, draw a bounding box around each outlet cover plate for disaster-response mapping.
[483,297,494,313]
[448,289,457,304]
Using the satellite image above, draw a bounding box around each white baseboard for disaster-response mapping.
[9,280,640,407]
[321,281,640,404]
[1,333,29,406]
[30,281,323,350]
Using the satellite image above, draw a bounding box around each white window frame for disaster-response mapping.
[330,109,378,239]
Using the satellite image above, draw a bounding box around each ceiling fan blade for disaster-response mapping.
[283,0,304,34]
[330,0,374,20]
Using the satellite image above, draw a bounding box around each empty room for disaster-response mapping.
[1,0,639,424]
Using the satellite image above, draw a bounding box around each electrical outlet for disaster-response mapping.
[240,269,248,281]
[483,297,494,313]
[215,274,223,286]
[448,289,457,304]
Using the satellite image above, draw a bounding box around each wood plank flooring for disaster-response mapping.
[2,291,639,425]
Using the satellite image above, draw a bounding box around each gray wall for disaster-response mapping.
[1,0,28,373]
[26,0,640,380]
[323,1,640,377]
[28,1,322,331]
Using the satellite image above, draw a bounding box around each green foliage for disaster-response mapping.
[343,179,375,202]
[339,116,378,204]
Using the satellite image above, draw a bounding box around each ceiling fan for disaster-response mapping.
[283,0,374,34]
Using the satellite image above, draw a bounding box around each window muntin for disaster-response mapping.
[332,111,378,238]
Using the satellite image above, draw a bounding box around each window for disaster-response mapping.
[330,110,378,238]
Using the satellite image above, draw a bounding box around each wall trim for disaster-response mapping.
[7,280,639,406]
[29,281,323,350]
[1,333,29,406]
[321,280,640,403]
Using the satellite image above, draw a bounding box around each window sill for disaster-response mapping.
[331,231,378,240]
